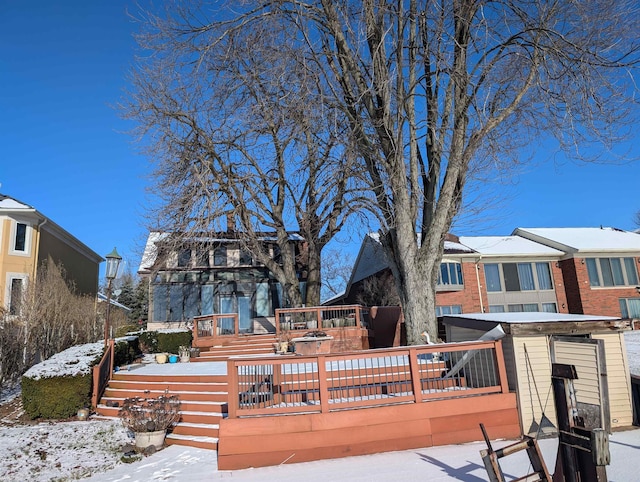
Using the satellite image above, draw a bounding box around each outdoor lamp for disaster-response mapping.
[104,247,122,345]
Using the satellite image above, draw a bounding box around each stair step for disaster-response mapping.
[112,373,227,383]
[165,433,218,450]
[100,397,225,413]
[171,422,219,437]
[95,405,224,424]
[107,380,228,392]
[104,388,228,402]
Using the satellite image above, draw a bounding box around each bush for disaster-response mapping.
[115,324,141,337]
[120,393,181,432]
[22,373,93,419]
[138,331,159,353]
[114,338,141,367]
[157,331,192,354]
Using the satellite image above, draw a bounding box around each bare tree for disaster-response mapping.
[129,1,639,343]
[321,248,354,301]
[126,7,371,307]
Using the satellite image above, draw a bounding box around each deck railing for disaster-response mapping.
[91,339,114,408]
[226,339,508,418]
[275,305,369,334]
[193,313,240,346]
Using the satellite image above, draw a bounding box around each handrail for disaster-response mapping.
[226,339,509,418]
[91,339,114,408]
[193,313,240,346]
[275,304,368,335]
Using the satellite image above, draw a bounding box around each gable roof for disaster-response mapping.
[513,227,640,254]
[458,235,564,257]
[0,193,102,263]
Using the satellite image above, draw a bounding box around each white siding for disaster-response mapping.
[592,333,633,428]
[553,340,601,407]
[513,336,557,435]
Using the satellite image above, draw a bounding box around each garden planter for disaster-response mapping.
[168,354,178,363]
[292,336,333,356]
[134,430,166,450]
[155,353,168,364]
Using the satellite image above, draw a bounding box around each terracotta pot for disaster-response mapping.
[134,430,166,450]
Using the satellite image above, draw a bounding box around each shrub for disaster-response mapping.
[138,331,159,353]
[157,331,192,354]
[114,338,141,367]
[22,374,93,419]
[120,393,181,433]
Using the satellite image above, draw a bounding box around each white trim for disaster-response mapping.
[9,218,32,256]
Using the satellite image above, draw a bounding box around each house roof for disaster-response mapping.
[0,193,103,263]
[458,235,564,257]
[97,292,132,311]
[513,227,640,254]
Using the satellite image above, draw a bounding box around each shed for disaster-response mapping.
[442,313,633,435]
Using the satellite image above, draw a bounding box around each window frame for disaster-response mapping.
[586,257,639,288]
[10,220,32,256]
[484,261,554,293]
[5,273,28,315]
[436,262,464,288]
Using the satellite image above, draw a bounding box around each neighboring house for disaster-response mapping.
[138,231,309,331]
[339,226,640,320]
[514,227,640,319]
[458,235,568,314]
[0,194,102,315]
[337,232,481,316]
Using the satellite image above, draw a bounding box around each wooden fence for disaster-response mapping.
[192,313,240,347]
[91,339,114,408]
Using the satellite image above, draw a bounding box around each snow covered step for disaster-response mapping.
[165,433,218,451]
[171,421,219,438]
[103,387,228,402]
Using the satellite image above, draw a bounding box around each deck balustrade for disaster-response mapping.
[91,339,115,408]
[226,339,508,418]
[275,305,369,334]
[193,313,240,347]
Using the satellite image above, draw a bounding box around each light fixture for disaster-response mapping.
[104,247,122,345]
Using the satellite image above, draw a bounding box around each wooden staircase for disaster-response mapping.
[95,334,279,451]
[194,334,278,362]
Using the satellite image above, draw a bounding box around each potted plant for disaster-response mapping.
[120,392,181,451]
[178,345,191,363]
[274,330,291,354]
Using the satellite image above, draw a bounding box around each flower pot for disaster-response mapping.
[134,430,166,450]
[77,408,90,421]
[168,354,178,363]
[155,353,168,364]
[180,355,190,363]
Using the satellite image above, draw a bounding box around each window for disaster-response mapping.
[507,303,539,312]
[485,262,553,292]
[437,262,463,287]
[177,249,191,268]
[239,249,252,266]
[14,223,27,251]
[620,298,640,318]
[9,278,24,315]
[542,302,557,313]
[587,257,639,287]
[484,264,502,292]
[196,249,210,267]
[489,305,505,313]
[213,246,227,267]
[435,305,462,317]
[536,263,553,290]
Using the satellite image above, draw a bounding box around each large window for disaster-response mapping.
[437,262,463,287]
[177,249,191,268]
[587,258,639,287]
[9,278,24,315]
[213,246,227,267]
[239,249,253,266]
[490,302,557,313]
[484,262,554,293]
[14,223,27,251]
[620,298,640,318]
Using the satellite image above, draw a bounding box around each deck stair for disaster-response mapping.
[95,372,227,451]
[96,335,282,450]
[194,334,279,362]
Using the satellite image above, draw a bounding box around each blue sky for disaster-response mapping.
[1,2,639,279]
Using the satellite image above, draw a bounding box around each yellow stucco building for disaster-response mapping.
[0,194,103,314]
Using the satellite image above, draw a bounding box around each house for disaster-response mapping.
[338,227,640,321]
[514,227,640,319]
[138,231,309,331]
[442,312,634,434]
[0,194,102,315]
[336,232,482,316]
[458,235,568,314]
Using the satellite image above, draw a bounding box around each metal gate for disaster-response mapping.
[550,336,610,432]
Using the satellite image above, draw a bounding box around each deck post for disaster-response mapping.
[494,340,509,394]
[227,359,238,419]
[408,347,424,403]
[317,355,330,413]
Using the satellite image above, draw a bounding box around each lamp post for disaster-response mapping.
[104,247,122,346]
